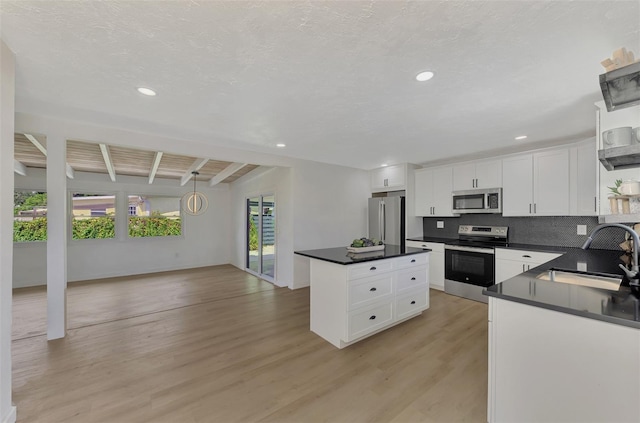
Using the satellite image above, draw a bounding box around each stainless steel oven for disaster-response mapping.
[444,225,508,303]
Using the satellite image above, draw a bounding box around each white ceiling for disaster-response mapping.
[1,1,639,170]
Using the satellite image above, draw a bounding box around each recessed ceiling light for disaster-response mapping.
[276,143,286,148]
[416,71,435,82]
[381,163,388,167]
[515,135,528,140]
[137,87,157,96]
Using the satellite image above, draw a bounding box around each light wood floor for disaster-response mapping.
[12,265,488,422]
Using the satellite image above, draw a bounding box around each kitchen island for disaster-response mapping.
[484,248,640,422]
[295,245,430,348]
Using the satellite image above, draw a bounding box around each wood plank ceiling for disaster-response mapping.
[14,134,259,185]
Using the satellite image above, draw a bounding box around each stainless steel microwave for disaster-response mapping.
[452,188,502,214]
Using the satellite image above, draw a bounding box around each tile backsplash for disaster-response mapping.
[423,215,636,250]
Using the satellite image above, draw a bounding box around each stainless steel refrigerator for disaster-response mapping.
[368,196,405,248]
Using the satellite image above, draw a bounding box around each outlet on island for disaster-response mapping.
[437,221,444,229]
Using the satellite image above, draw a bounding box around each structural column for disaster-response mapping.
[46,134,68,340]
[0,40,17,423]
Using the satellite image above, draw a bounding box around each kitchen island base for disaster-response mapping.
[309,252,429,349]
[488,297,640,422]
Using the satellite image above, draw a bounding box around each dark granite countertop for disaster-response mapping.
[406,236,456,244]
[485,247,640,329]
[295,244,429,265]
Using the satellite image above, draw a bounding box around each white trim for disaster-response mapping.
[99,143,116,182]
[180,158,209,186]
[25,133,75,179]
[65,163,75,179]
[1,406,16,423]
[209,162,247,187]
[13,160,26,176]
[24,133,46,156]
[148,151,163,184]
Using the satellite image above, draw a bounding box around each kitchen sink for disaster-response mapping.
[536,268,623,291]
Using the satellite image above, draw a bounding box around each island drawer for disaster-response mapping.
[394,253,428,269]
[346,301,394,341]
[395,265,428,293]
[395,289,428,321]
[347,259,394,280]
[347,275,394,310]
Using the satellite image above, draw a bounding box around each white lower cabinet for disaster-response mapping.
[310,253,429,348]
[494,248,562,283]
[488,298,640,422]
[406,241,445,290]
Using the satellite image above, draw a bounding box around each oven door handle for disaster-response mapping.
[445,245,495,254]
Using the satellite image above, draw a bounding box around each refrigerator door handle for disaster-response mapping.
[381,201,386,243]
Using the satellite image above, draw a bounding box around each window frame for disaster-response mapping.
[13,189,48,244]
[70,191,117,242]
[126,193,184,239]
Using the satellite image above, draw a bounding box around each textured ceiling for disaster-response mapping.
[1,1,639,170]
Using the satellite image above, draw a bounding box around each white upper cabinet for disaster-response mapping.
[570,139,598,216]
[371,164,406,192]
[452,159,502,191]
[503,148,570,216]
[414,166,455,217]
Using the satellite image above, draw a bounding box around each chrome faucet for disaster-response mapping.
[582,223,639,281]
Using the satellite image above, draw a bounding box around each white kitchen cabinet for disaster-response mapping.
[309,253,429,348]
[488,298,640,423]
[453,159,502,191]
[414,166,455,216]
[371,164,406,192]
[570,139,598,215]
[406,241,444,290]
[494,248,562,283]
[502,149,570,216]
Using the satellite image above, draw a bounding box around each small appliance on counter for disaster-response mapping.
[444,225,509,303]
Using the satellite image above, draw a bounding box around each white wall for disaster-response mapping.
[229,166,293,288]
[13,169,230,287]
[0,39,17,423]
[291,161,370,289]
[229,160,370,290]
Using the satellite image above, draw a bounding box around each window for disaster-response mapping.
[14,190,47,242]
[72,193,116,240]
[128,195,181,238]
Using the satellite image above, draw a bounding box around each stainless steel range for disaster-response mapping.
[444,225,509,303]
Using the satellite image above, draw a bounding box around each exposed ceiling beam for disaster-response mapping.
[25,133,76,179]
[180,158,209,186]
[24,133,47,156]
[209,163,247,187]
[99,143,116,182]
[66,164,75,179]
[148,151,163,184]
[14,160,27,176]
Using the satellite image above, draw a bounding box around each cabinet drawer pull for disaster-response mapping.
[411,277,416,281]
[522,255,531,258]
[410,300,416,305]
[370,266,377,271]
[369,315,376,320]
[369,287,377,292]
[410,259,416,263]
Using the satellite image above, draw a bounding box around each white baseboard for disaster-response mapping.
[1,406,16,423]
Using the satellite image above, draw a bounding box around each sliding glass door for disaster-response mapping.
[246,194,275,281]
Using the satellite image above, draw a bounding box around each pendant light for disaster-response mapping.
[182,171,208,216]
